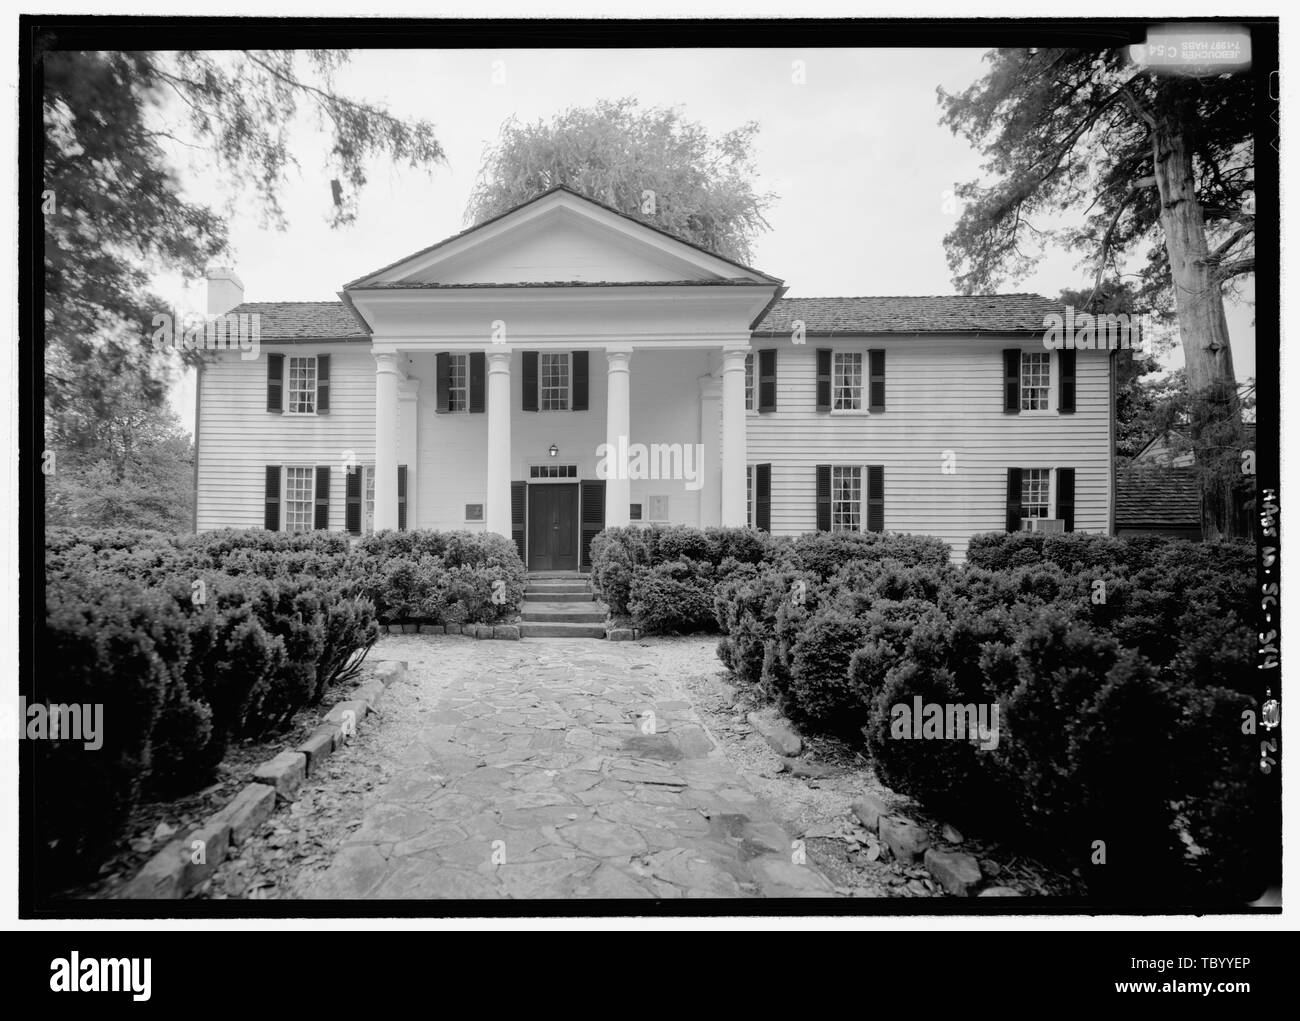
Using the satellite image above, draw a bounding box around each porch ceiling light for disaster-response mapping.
[548,444,558,458]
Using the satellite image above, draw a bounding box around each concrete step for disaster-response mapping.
[522,602,607,623]
[525,580,591,594]
[520,621,607,639]
[526,572,590,580]
[523,589,593,602]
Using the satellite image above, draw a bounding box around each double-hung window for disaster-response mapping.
[831,466,862,532]
[1020,352,1051,411]
[1021,468,1051,518]
[446,354,469,412]
[287,356,317,414]
[284,466,315,533]
[833,352,863,411]
[744,354,755,411]
[540,352,570,411]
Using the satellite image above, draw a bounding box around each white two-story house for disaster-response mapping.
[194,186,1113,566]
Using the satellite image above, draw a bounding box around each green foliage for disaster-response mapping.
[627,561,718,634]
[711,529,1260,898]
[39,576,172,889]
[465,97,775,264]
[43,48,445,460]
[38,525,523,890]
[45,382,195,532]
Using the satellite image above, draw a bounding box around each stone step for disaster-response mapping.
[526,572,590,580]
[523,589,593,602]
[525,580,591,593]
[520,621,608,639]
[522,602,607,623]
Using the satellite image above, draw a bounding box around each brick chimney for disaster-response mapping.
[206,267,245,316]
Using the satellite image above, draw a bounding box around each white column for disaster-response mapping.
[720,347,749,526]
[604,346,632,528]
[486,349,513,538]
[698,375,722,528]
[373,352,400,531]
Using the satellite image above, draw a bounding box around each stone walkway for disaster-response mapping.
[297,636,838,899]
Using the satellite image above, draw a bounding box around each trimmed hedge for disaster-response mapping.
[715,531,1260,899]
[40,525,523,892]
[592,524,951,634]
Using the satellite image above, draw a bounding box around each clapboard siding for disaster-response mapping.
[196,345,376,531]
[746,336,1111,561]
[196,336,1112,559]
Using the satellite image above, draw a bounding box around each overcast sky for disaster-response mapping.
[156,47,1256,431]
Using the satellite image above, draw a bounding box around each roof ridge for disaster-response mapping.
[775,292,1052,300]
[233,300,346,306]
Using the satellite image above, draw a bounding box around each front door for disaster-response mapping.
[527,483,579,571]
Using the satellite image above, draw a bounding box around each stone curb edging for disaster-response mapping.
[118,659,409,899]
[604,625,644,642]
[849,794,996,897]
[377,622,520,640]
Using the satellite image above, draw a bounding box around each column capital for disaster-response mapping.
[398,377,421,398]
[698,373,722,399]
[606,346,632,371]
[373,350,402,375]
[721,347,749,372]
[487,348,513,370]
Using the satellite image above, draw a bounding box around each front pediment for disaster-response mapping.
[346,186,779,289]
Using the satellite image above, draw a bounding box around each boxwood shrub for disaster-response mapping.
[39,525,521,892]
[711,529,1261,899]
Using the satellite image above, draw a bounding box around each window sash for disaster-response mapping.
[540,352,570,411]
[831,466,862,532]
[745,354,755,411]
[287,357,317,414]
[746,464,754,526]
[833,352,863,411]
[1021,468,1051,518]
[447,354,469,412]
[364,466,375,533]
[284,466,315,532]
[1020,352,1050,411]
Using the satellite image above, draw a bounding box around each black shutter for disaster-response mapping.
[1059,349,1076,414]
[1003,349,1021,413]
[815,465,832,531]
[397,465,408,531]
[345,466,362,535]
[816,349,832,412]
[754,463,772,532]
[580,479,606,571]
[572,351,589,411]
[314,465,330,529]
[267,354,284,413]
[511,481,527,562]
[468,352,485,413]
[1006,467,1023,533]
[522,352,539,412]
[1056,468,1076,532]
[758,349,777,412]
[869,350,886,412]
[866,465,884,532]
[264,466,281,530]
[436,352,450,413]
[316,355,330,413]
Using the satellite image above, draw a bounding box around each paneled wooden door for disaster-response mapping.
[527,483,580,571]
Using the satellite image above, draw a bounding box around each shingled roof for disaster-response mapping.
[229,301,369,341]
[1115,467,1202,529]
[233,291,1072,341]
[751,294,1068,335]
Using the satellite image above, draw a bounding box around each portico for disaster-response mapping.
[343,185,784,566]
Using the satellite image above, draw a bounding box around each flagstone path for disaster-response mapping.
[295,636,838,900]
